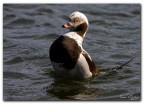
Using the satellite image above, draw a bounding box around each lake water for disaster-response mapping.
[3,4,141,101]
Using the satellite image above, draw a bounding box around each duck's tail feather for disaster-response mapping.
[100,57,136,73]
[114,56,135,70]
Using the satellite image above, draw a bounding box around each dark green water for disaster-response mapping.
[3,4,141,101]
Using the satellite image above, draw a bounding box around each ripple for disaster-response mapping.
[97,89,128,101]
[3,71,29,79]
[110,54,131,59]
[3,39,17,49]
[42,23,54,27]
[4,14,16,20]
[96,40,110,46]
[4,56,25,65]
[118,41,136,45]
[128,79,140,85]
[131,9,141,15]
[61,15,69,20]
[37,8,54,14]
[87,11,133,18]
[8,18,35,26]
[10,33,58,40]
[89,20,106,25]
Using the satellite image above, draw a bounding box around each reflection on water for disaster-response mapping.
[3,4,141,101]
[45,79,102,100]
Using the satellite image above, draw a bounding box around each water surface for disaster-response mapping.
[3,4,141,101]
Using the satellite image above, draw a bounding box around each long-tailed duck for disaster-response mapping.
[49,11,99,79]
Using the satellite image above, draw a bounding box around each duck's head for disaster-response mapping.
[62,11,89,37]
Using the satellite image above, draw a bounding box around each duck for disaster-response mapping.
[49,11,99,79]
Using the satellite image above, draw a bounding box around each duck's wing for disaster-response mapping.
[82,50,99,75]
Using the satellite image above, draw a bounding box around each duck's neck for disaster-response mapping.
[72,22,88,38]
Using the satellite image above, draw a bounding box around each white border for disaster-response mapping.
[1,0,143,3]
[1,0,143,104]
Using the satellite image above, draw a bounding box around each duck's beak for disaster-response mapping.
[62,22,73,29]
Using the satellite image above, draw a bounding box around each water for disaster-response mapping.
[3,4,141,101]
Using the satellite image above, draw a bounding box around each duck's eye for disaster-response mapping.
[74,18,80,23]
